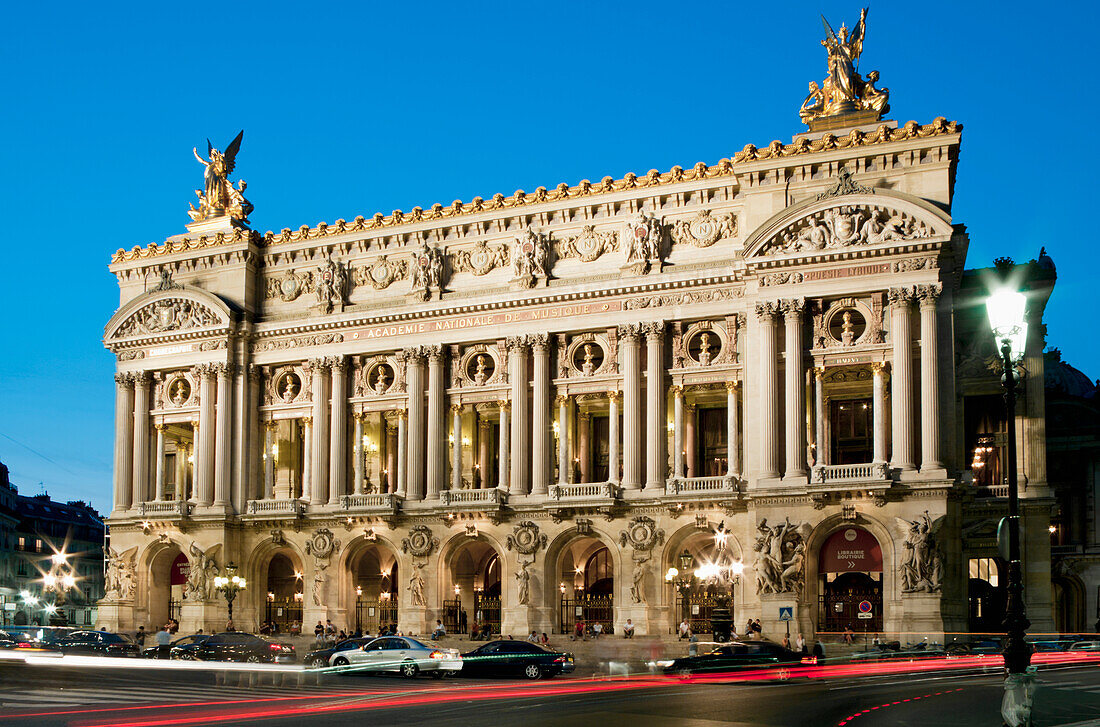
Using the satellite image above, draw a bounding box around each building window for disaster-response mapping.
[17,536,25,551]
[35,539,42,553]
[969,557,999,587]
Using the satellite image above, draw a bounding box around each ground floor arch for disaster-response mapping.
[260,549,304,633]
[552,533,616,635]
[345,540,400,634]
[816,525,884,635]
[441,536,503,636]
[663,523,746,636]
[145,541,186,631]
[1052,575,1086,634]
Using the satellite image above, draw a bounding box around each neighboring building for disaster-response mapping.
[98,17,1062,639]
[0,466,106,626]
[0,464,20,621]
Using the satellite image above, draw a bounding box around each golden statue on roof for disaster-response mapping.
[188,130,253,224]
[800,8,890,128]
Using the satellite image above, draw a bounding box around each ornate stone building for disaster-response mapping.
[98,19,1059,639]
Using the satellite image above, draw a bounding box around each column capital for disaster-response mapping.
[154,421,165,431]
[301,415,313,426]
[642,321,665,341]
[871,361,886,374]
[132,370,151,386]
[554,394,570,407]
[212,362,235,378]
[887,286,917,305]
[779,297,806,317]
[814,366,826,379]
[425,344,444,363]
[670,384,684,397]
[326,355,347,372]
[401,347,425,363]
[529,332,550,351]
[755,301,779,320]
[606,389,621,403]
[265,419,278,431]
[248,363,263,382]
[498,400,511,413]
[304,357,329,372]
[725,380,741,393]
[578,410,591,422]
[505,336,530,353]
[192,362,219,379]
[916,283,943,306]
[616,323,644,342]
[114,372,136,387]
[450,402,464,415]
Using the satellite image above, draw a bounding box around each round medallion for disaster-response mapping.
[844,529,858,542]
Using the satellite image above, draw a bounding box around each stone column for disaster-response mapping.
[154,423,166,501]
[756,302,781,479]
[530,334,550,495]
[644,321,666,490]
[309,359,330,506]
[175,439,188,501]
[608,391,620,483]
[498,401,511,492]
[814,368,826,467]
[353,413,364,495]
[214,364,233,507]
[426,346,445,500]
[507,337,529,495]
[451,404,463,491]
[726,381,740,479]
[263,422,275,500]
[889,288,916,471]
[672,386,684,480]
[618,324,643,489]
[556,395,569,487]
[782,298,806,481]
[405,350,426,500]
[195,364,217,506]
[113,374,135,512]
[918,284,944,472]
[478,416,492,489]
[578,411,592,483]
[301,418,313,501]
[396,409,408,497]
[233,364,251,512]
[385,421,397,493]
[872,363,887,464]
[131,372,151,507]
[685,403,697,478]
[328,357,348,505]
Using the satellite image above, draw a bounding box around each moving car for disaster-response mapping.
[331,636,461,678]
[460,640,575,680]
[1067,641,1100,652]
[142,633,209,659]
[170,632,295,663]
[657,640,805,676]
[303,637,371,668]
[53,630,141,657]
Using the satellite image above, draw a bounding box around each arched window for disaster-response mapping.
[584,547,613,596]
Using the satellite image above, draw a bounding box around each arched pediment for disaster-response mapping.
[742,188,954,260]
[104,284,233,343]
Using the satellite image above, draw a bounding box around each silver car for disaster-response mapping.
[331,636,462,678]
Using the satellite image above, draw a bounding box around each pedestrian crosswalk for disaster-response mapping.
[0,681,345,711]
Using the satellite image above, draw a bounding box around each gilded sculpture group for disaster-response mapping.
[800,9,890,125]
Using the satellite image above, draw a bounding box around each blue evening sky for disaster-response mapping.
[0,1,1096,512]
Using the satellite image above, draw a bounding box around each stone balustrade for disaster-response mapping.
[138,500,191,517]
[809,462,890,484]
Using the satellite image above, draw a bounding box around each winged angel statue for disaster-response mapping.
[800,8,890,124]
[188,130,253,223]
[104,546,137,600]
[894,512,944,593]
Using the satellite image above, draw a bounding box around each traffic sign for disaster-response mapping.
[778,606,793,622]
[857,612,873,620]
[858,600,872,614]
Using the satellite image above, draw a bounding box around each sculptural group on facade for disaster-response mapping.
[775,205,929,255]
[896,512,943,592]
[512,228,550,288]
[410,244,445,301]
[624,213,664,273]
[104,547,136,600]
[186,542,219,601]
[753,518,811,595]
[515,559,531,605]
[315,258,350,314]
[799,9,890,125]
[189,131,253,223]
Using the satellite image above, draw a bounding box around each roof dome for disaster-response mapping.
[1044,349,1097,398]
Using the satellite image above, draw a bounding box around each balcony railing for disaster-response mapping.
[439,488,507,508]
[139,500,191,517]
[548,482,621,501]
[810,462,889,484]
[245,498,304,516]
[340,492,401,513]
[666,476,739,495]
[973,484,1009,498]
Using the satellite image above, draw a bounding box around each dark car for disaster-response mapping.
[143,633,209,659]
[460,640,575,680]
[53,630,140,657]
[945,638,1002,656]
[171,632,295,664]
[304,637,372,668]
[0,627,64,654]
[659,640,805,676]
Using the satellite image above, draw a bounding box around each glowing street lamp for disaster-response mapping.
[213,562,247,625]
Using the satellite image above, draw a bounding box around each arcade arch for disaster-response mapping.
[442,537,503,636]
[812,523,886,635]
[550,532,616,635]
[144,541,186,631]
[662,524,746,636]
[345,540,400,634]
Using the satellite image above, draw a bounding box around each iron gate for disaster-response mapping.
[265,598,302,631]
[474,595,500,635]
[355,598,398,634]
[558,597,613,635]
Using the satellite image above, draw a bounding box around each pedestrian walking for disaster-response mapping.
[459,609,468,634]
[796,633,806,654]
[155,626,170,647]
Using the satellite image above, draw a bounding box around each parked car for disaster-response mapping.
[303,637,372,668]
[0,627,63,655]
[459,640,574,680]
[945,638,1002,656]
[1067,641,1100,652]
[1031,640,1073,652]
[170,632,295,664]
[143,634,209,659]
[53,630,140,657]
[331,636,461,678]
[657,640,805,676]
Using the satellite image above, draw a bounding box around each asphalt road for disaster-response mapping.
[4,661,1100,727]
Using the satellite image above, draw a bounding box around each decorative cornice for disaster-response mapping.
[111,120,958,264]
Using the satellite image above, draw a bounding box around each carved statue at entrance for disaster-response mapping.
[630,552,649,604]
[186,542,219,601]
[753,518,811,595]
[515,559,531,605]
[409,560,427,607]
[895,512,944,592]
[104,547,136,600]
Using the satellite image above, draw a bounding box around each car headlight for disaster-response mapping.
[656,660,674,668]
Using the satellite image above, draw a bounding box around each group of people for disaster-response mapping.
[310,619,397,647]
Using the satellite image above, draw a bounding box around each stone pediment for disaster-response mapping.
[742,188,953,260]
[104,285,232,343]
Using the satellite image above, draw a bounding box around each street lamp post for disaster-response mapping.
[43,552,77,626]
[986,287,1034,725]
[213,563,247,628]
